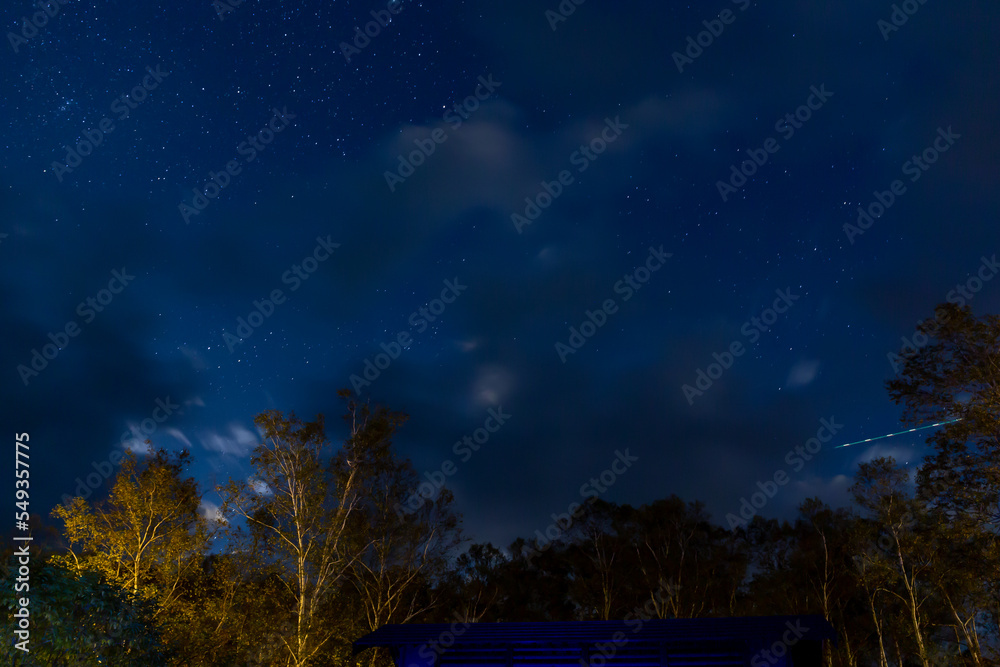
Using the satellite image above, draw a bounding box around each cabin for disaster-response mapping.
[353,615,837,667]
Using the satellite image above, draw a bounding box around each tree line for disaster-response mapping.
[3,303,998,666]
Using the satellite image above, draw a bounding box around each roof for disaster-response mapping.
[353,615,837,656]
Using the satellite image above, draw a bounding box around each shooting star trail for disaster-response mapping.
[833,418,962,449]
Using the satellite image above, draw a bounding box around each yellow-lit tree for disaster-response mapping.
[51,448,209,611]
[219,402,376,666]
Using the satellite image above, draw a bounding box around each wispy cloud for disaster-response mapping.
[199,423,259,456]
[786,360,821,388]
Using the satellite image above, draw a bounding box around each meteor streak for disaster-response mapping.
[833,418,962,449]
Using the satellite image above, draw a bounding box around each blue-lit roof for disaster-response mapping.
[355,616,834,651]
[353,615,837,667]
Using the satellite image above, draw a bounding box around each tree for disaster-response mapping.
[50,448,209,611]
[886,302,1000,664]
[220,393,441,667]
[886,302,1000,528]
[793,500,866,667]
[626,497,743,619]
[503,537,577,621]
[340,391,463,667]
[161,549,293,666]
[850,516,895,667]
[851,457,935,667]
[0,559,170,665]
[437,542,510,622]
[220,409,354,667]
[741,515,798,615]
[566,500,629,620]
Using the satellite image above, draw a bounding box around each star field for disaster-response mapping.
[2,0,1000,545]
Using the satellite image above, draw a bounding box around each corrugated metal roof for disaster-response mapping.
[352,615,836,655]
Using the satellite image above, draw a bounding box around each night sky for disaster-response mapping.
[3,0,999,546]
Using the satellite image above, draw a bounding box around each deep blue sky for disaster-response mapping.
[3,0,999,546]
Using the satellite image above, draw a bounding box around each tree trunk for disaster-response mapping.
[869,594,889,667]
[944,597,982,666]
[894,537,929,667]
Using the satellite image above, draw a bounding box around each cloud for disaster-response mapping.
[786,360,821,388]
[249,478,272,496]
[179,347,208,371]
[200,500,225,523]
[122,434,153,455]
[470,364,516,407]
[165,427,193,449]
[788,474,853,509]
[199,423,259,456]
[851,443,917,466]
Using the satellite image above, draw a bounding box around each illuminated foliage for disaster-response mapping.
[0,559,170,665]
[51,448,208,605]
